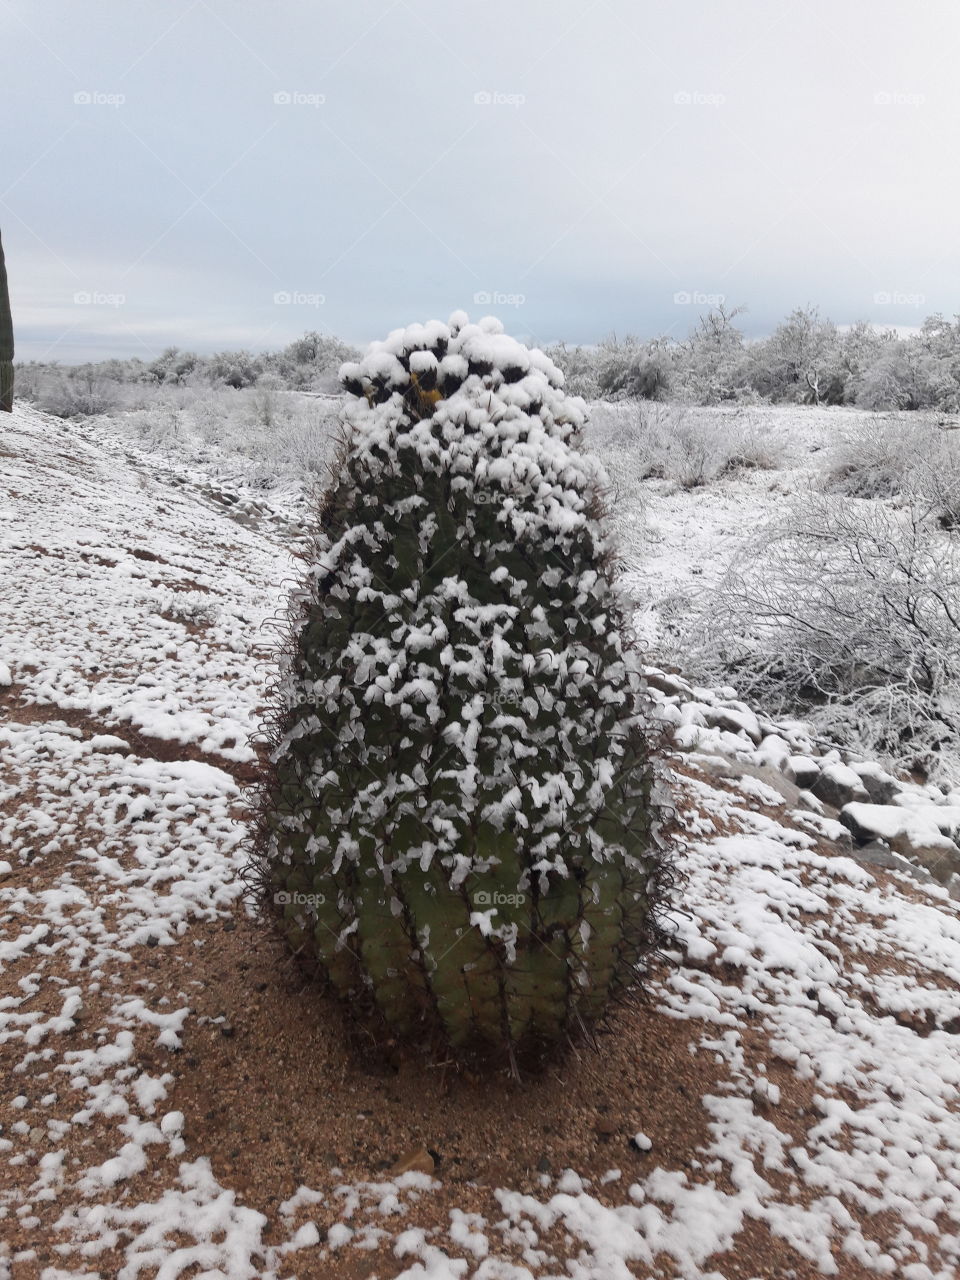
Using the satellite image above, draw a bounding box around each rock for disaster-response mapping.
[850,761,902,805]
[160,1111,185,1136]
[840,803,960,884]
[702,703,763,745]
[751,1079,781,1109]
[794,790,825,814]
[686,753,740,781]
[811,763,870,810]
[784,756,821,790]
[391,1146,435,1176]
[642,669,694,702]
[594,1117,619,1139]
[892,796,960,837]
[756,734,791,772]
[853,843,934,884]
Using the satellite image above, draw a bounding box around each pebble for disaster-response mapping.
[391,1145,435,1176]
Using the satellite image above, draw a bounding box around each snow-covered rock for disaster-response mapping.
[840,802,960,883]
[850,760,903,805]
[701,702,763,745]
[784,755,821,790]
[811,761,870,810]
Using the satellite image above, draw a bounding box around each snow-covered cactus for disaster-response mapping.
[250,312,671,1067]
[0,231,12,413]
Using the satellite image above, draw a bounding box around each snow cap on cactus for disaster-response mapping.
[250,312,672,1069]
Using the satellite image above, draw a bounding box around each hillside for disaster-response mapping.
[2,404,960,1280]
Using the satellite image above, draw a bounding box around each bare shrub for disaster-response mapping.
[588,405,775,507]
[150,589,221,626]
[823,419,960,531]
[680,493,960,781]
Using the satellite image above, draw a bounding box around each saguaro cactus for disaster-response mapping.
[0,231,12,413]
[250,312,671,1068]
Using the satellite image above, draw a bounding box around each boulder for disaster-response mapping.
[850,761,902,805]
[811,762,869,810]
[703,702,763,745]
[642,669,694,702]
[756,734,792,772]
[794,790,825,814]
[853,840,935,884]
[840,803,960,885]
[784,755,821,790]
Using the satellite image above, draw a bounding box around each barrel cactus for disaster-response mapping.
[250,312,672,1068]
[0,231,12,413]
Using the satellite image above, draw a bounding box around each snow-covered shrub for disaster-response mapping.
[823,420,960,518]
[249,312,672,1068]
[25,368,125,418]
[152,589,221,627]
[591,405,773,492]
[681,493,960,781]
[248,373,288,429]
[667,413,774,488]
[822,419,922,499]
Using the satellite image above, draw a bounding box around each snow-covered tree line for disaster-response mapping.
[17,305,960,420]
[547,305,960,412]
[16,331,360,417]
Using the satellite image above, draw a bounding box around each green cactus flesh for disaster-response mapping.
[251,312,670,1065]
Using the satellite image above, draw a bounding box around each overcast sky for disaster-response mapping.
[3,0,957,362]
